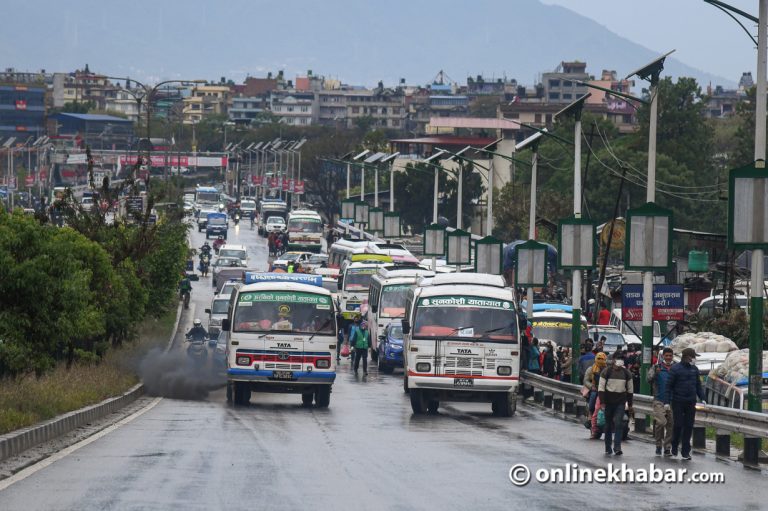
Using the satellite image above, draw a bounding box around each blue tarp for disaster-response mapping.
[502,240,558,273]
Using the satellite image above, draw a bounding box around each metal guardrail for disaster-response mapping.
[521,370,768,465]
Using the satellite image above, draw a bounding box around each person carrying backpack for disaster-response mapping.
[598,351,634,456]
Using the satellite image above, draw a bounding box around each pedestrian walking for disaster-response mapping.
[666,347,706,460]
[583,352,607,439]
[350,319,370,375]
[598,351,634,456]
[577,342,595,382]
[648,347,675,456]
[561,347,572,381]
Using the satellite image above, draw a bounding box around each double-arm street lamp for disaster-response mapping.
[105,76,205,179]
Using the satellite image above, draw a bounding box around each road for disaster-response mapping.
[0,217,765,510]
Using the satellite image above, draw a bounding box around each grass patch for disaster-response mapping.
[705,427,766,451]
[0,306,178,435]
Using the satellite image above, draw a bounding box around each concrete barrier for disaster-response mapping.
[0,302,183,462]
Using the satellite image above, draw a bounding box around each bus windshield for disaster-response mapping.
[288,218,322,233]
[232,291,335,335]
[196,190,219,203]
[532,317,587,347]
[344,268,376,291]
[379,284,410,318]
[413,295,517,343]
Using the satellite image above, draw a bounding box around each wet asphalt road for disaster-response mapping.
[0,219,765,511]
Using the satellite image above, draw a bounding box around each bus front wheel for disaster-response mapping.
[233,382,251,405]
[315,386,331,408]
[410,389,427,414]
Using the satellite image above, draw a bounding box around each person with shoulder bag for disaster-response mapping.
[648,347,675,456]
[350,319,370,375]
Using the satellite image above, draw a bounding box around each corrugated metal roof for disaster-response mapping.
[389,136,497,145]
[428,117,520,129]
[54,113,132,122]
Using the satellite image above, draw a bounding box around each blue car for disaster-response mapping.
[377,321,404,374]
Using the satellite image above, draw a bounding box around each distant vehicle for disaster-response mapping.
[265,216,286,234]
[205,294,232,337]
[240,199,257,220]
[81,196,95,212]
[212,257,247,289]
[530,305,588,349]
[287,209,324,253]
[205,212,229,239]
[270,251,313,272]
[217,244,248,266]
[197,207,219,232]
[697,295,748,318]
[338,256,392,323]
[303,254,329,271]
[609,307,661,346]
[258,199,288,235]
[217,280,242,297]
[587,325,627,354]
[195,186,220,206]
[377,320,404,374]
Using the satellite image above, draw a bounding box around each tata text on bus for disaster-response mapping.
[220,273,338,407]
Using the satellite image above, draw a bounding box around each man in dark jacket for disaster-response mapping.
[665,347,706,460]
[598,351,634,456]
[648,347,674,456]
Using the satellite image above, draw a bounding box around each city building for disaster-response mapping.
[542,61,590,103]
[0,72,48,141]
[51,112,134,150]
[345,86,407,130]
[270,90,317,126]
[317,89,348,127]
[183,84,230,124]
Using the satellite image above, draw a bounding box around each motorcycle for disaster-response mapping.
[185,332,212,365]
[233,212,241,226]
[199,253,210,277]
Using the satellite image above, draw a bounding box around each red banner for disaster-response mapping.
[252,175,263,185]
[282,177,289,191]
[25,174,35,186]
[269,176,278,189]
[119,155,189,166]
[288,179,295,192]
[15,100,27,110]
[294,180,305,194]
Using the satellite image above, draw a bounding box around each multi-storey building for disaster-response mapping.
[345,87,407,130]
[270,90,316,126]
[317,89,348,127]
[542,61,590,103]
[183,85,230,124]
[0,71,47,141]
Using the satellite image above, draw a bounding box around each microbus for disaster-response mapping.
[287,209,324,252]
[338,254,392,322]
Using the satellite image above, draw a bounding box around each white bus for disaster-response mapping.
[402,273,523,417]
[287,209,324,253]
[328,239,419,269]
[221,273,338,407]
[367,265,435,361]
[338,254,392,322]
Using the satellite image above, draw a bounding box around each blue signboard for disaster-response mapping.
[621,284,684,321]
[244,272,322,287]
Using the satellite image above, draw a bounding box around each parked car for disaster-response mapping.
[377,320,404,374]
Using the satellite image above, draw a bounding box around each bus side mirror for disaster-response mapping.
[205,308,211,314]
[402,320,410,335]
[221,319,231,332]
[371,304,378,313]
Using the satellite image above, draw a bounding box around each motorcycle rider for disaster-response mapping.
[187,318,208,341]
[213,235,225,253]
[200,241,212,256]
[179,274,192,308]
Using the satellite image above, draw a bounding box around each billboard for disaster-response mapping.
[621,284,684,321]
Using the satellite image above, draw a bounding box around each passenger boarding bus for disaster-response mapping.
[287,209,324,253]
[195,185,220,207]
[338,254,392,322]
[221,273,338,407]
[367,265,435,361]
[402,273,523,417]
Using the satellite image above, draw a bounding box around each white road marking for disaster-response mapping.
[0,397,163,492]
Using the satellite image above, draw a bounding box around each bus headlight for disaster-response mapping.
[415,362,431,372]
[497,366,512,376]
[315,359,331,369]
[236,356,251,366]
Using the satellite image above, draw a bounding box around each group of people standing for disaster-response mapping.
[580,343,706,459]
[525,338,572,381]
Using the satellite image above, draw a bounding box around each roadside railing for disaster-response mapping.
[520,370,768,466]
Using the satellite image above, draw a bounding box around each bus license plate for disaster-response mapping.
[272,371,293,380]
[454,378,473,387]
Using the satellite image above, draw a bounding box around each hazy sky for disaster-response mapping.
[544,0,759,83]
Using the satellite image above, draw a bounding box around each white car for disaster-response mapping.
[81,196,95,212]
[265,216,286,233]
[217,244,248,266]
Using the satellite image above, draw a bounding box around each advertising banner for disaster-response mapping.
[621,284,684,321]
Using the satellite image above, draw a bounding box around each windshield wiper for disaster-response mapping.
[308,317,333,341]
[479,326,509,336]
